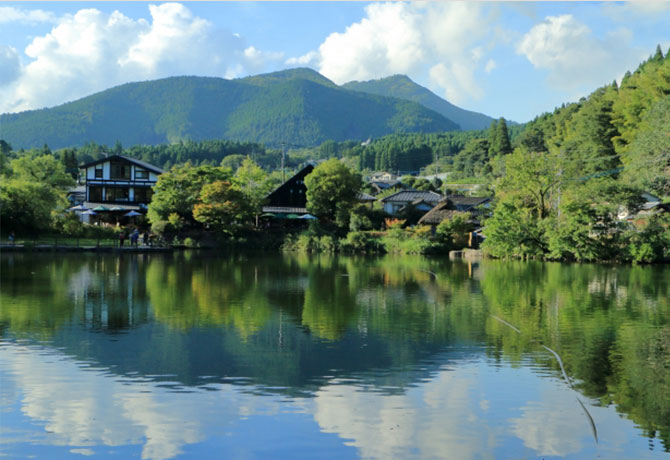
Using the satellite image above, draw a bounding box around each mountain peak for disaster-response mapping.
[343,76,494,131]
[240,67,337,87]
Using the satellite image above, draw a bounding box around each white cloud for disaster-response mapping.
[285,50,320,67]
[517,15,645,91]
[0,46,21,85]
[0,343,275,460]
[295,2,496,104]
[485,59,497,73]
[0,6,58,24]
[0,3,283,113]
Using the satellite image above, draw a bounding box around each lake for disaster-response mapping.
[1,252,668,459]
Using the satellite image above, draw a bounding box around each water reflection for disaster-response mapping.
[1,252,669,458]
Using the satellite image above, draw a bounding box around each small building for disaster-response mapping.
[79,155,163,218]
[356,191,377,208]
[370,171,397,182]
[263,163,314,217]
[66,185,86,206]
[380,190,444,215]
[618,192,670,223]
[418,201,471,227]
[418,196,492,227]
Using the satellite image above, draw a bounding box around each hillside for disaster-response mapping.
[0,68,459,150]
[343,75,495,131]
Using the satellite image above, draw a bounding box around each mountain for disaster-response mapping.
[343,75,496,131]
[0,68,459,150]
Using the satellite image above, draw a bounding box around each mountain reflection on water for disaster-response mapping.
[1,252,668,459]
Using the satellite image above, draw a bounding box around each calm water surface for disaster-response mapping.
[1,252,669,459]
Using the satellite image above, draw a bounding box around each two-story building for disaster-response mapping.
[79,155,163,214]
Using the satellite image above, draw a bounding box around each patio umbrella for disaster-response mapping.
[110,206,125,211]
[298,214,318,220]
[81,210,97,215]
[93,206,109,211]
[124,210,142,217]
[285,214,300,219]
[260,213,276,218]
[69,204,89,212]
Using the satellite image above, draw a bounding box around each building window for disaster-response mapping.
[105,187,129,202]
[135,169,149,180]
[89,186,103,202]
[110,161,131,180]
[95,166,103,178]
[134,187,153,203]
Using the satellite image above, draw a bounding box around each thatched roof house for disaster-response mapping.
[417,201,470,226]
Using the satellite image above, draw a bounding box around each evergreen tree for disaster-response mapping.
[653,44,664,62]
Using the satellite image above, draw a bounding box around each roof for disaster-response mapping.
[79,155,163,174]
[381,190,444,203]
[446,195,491,208]
[83,202,143,211]
[418,201,470,225]
[370,180,403,190]
[262,206,308,214]
[357,192,376,202]
[67,185,86,195]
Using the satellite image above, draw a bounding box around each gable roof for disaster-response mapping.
[265,163,314,208]
[357,192,376,202]
[418,201,470,225]
[446,195,491,210]
[79,155,163,174]
[381,190,444,203]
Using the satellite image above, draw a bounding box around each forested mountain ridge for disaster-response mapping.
[0,68,459,150]
[343,75,496,131]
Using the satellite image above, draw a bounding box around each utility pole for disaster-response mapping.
[281,142,287,183]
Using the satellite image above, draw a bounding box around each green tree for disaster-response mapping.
[234,157,276,214]
[489,118,512,157]
[305,159,362,229]
[193,181,252,234]
[0,180,66,234]
[623,96,670,196]
[147,164,231,231]
[220,154,246,171]
[10,155,75,188]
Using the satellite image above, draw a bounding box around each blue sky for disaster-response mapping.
[1,2,669,123]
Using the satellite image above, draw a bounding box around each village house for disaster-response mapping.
[418,195,492,227]
[78,155,163,219]
[263,162,379,220]
[380,190,444,215]
[618,192,670,223]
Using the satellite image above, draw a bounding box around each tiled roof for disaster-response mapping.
[381,190,444,203]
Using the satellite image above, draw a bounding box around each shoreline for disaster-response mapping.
[0,244,174,253]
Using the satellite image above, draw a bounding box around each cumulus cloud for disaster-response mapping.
[0,6,58,24]
[0,3,283,113]
[517,15,645,91]
[294,2,497,105]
